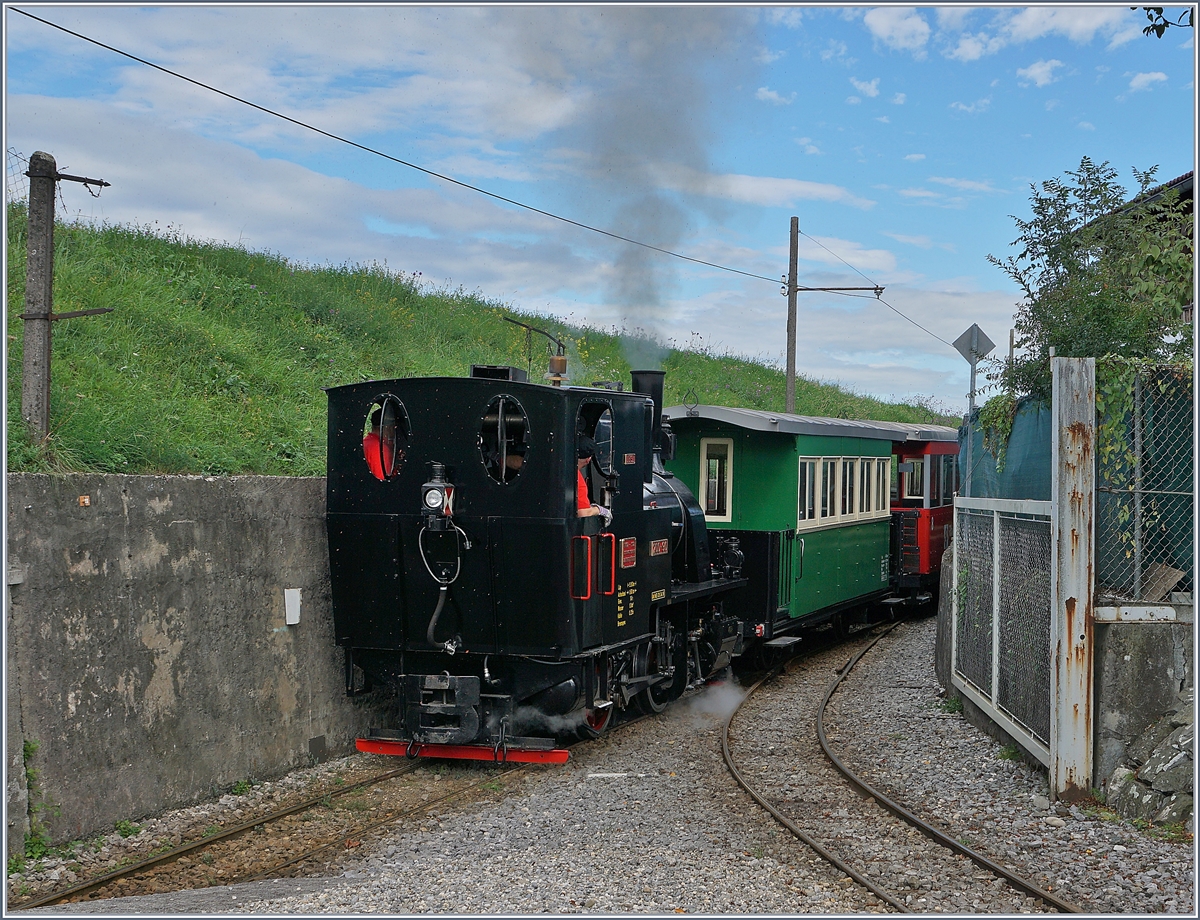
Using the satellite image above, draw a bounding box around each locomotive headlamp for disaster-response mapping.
[420,462,455,531]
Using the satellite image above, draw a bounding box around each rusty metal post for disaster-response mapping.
[1049,357,1095,801]
[21,151,56,439]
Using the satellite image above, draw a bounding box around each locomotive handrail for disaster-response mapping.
[602,533,617,596]
[570,535,594,600]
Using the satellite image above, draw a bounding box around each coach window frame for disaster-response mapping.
[699,437,734,522]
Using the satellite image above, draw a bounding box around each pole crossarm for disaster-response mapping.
[780,283,884,296]
[24,168,110,188]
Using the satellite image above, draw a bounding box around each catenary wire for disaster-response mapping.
[15,6,956,352]
[13,7,779,286]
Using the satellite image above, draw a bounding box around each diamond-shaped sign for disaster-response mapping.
[953,324,995,364]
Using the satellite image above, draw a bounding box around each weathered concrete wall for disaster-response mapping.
[5,473,393,849]
[1093,621,1193,787]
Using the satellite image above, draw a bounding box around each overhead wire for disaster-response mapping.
[15,6,954,351]
[798,227,955,348]
[12,7,780,286]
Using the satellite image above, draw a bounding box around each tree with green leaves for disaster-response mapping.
[986,157,1192,400]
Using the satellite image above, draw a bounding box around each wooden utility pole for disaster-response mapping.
[19,151,112,440]
[21,151,56,439]
[780,217,884,416]
[785,216,799,414]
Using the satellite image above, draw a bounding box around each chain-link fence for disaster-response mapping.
[1096,361,1194,604]
[954,500,1052,753]
[7,147,29,204]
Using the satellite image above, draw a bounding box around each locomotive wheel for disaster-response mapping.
[577,658,613,739]
[636,642,670,715]
[577,703,613,739]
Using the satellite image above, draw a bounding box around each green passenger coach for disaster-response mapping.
[662,404,958,645]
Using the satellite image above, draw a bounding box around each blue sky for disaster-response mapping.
[4,3,1196,411]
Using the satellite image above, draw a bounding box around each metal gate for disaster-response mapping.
[952,498,1053,765]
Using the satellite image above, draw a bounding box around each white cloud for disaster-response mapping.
[764,8,805,29]
[862,7,931,57]
[795,137,821,155]
[820,39,853,63]
[1078,121,1096,130]
[892,92,907,104]
[875,116,891,124]
[756,86,796,105]
[850,76,881,97]
[949,98,992,114]
[883,232,956,252]
[929,176,1002,193]
[1000,7,1142,48]
[1127,71,1169,93]
[846,95,862,105]
[757,48,786,64]
[660,165,876,210]
[899,188,942,199]
[1017,59,1064,87]
[904,153,926,161]
[935,7,975,32]
[946,32,1005,62]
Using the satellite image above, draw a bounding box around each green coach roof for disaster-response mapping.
[661,404,959,444]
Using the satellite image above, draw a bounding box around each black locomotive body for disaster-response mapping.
[326,368,744,756]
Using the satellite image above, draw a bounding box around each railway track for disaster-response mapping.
[12,758,528,910]
[13,707,660,912]
[723,620,1085,914]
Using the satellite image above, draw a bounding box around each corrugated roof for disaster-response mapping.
[662,404,959,443]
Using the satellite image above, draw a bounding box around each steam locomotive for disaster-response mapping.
[325,362,957,762]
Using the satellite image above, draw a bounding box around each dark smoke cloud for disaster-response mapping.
[497,7,763,369]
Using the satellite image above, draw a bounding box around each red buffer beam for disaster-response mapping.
[357,738,570,764]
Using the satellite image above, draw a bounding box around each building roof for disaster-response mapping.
[662,404,959,444]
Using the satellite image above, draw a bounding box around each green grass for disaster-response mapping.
[7,204,953,475]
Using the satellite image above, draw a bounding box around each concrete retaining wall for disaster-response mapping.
[5,473,393,851]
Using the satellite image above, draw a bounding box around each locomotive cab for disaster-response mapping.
[889,435,960,593]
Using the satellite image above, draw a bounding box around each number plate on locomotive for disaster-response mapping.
[620,537,637,568]
[649,539,669,556]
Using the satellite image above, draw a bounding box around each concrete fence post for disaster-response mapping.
[21,150,56,440]
[1049,356,1096,800]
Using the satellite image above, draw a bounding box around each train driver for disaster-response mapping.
[576,436,612,525]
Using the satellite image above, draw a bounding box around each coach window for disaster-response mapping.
[929,455,941,506]
[876,459,890,512]
[797,457,817,528]
[700,438,733,522]
[820,458,838,519]
[903,458,924,500]
[363,396,409,481]
[841,458,856,517]
[938,454,956,504]
[858,459,872,515]
[479,395,530,485]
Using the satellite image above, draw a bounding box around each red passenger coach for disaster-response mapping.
[889,427,960,598]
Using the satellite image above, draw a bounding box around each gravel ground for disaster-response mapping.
[13,616,1195,915]
[826,618,1195,915]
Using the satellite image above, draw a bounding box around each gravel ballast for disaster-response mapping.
[12,616,1195,914]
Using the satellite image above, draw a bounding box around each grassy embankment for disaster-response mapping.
[6,204,950,476]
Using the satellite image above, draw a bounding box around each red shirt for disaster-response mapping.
[577,469,590,511]
[363,432,394,481]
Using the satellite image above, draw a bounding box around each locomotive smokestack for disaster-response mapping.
[630,369,664,437]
